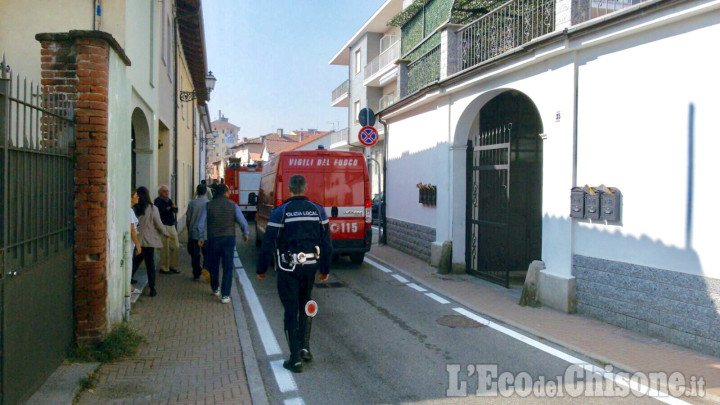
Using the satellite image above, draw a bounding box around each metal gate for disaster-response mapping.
[466,123,512,287]
[0,56,75,405]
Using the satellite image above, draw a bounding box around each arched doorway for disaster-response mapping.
[466,90,543,287]
[131,108,152,190]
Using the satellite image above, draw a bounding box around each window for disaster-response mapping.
[379,93,395,110]
[354,100,361,122]
[354,49,362,74]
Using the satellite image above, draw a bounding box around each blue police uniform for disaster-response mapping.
[257,195,332,372]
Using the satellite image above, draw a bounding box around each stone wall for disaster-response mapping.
[387,217,436,263]
[574,255,720,357]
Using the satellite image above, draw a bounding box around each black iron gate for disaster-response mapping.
[0,56,75,405]
[466,123,512,287]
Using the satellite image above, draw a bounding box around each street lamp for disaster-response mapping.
[179,71,217,102]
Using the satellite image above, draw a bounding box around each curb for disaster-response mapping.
[366,253,719,403]
[232,251,270,405]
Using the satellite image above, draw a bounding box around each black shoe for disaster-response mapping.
[149,288,157,297]
[159,270,171,275]
[170,268,181,274]
[283,360,302,373]
[299,349,313,362]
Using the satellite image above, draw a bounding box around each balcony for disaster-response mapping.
[329,128,349,150]
[363,40,401,87]
[331,79,349,107]
[399,0,649,99]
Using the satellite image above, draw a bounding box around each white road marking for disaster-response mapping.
[235,266,281,356]
[234,258,242,268]
[391,274,409,283]
[270,359,298,393]
[284,398,306,405]
[407,283,427,292]
[425,292,450,304]
[365,258,393,273]
[452,308,691,405]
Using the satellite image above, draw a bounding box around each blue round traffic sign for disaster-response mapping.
[358,126,379,147]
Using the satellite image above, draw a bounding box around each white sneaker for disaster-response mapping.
[220,296,231,304]
[212,289,220,297]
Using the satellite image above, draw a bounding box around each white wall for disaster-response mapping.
[383,0,720,282]
[573,7,720,279]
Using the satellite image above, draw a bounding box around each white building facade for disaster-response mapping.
[374,0,720,356]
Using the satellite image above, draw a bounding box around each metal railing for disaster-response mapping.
[407,45,441,95]
[0,55,75,273]
[364,41,401,81]
[331,79,349,104]
[330,127,349,145]
[459,0,555,72]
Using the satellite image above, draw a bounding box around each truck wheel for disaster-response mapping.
[349,253,365,264]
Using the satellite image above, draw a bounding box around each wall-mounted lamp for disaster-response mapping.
[158,139,164,149]
[179,71,217,102]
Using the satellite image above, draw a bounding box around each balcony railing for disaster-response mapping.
[364,41,401,81]
[331,128,349,145]
[407,45,441,95]
[459,0,556,72]
[331,79,349,104]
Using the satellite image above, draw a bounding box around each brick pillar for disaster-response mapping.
[37,31,117,345]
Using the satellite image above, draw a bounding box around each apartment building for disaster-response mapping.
[329,0,403,198]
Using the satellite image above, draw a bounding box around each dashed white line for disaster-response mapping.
[235,266,281,356]
[270,359,298,393]
[284,398,306,405]
[391,274,409,283]
[425,292,450,304]
[365,258,393,273]
[407,282,427,292]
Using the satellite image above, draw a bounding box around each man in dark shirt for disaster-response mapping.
[197,184,250,304]
[154,185,180,274]
[257,175,332,373]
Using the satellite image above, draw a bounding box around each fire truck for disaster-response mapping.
[225,158,261,219]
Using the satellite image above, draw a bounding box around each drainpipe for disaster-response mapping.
[172,7,179,204]
[346,46,352,148]
[379,115,388,245]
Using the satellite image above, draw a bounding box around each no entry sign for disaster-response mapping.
[358,126,379,147]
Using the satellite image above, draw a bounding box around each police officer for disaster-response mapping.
[257,174,332,373]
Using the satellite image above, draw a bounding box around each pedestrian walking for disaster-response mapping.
[197,183,250,304]
[186,184,210,281]
[130,190,142,295]
[154,185,180,274]
[196,179,213,200]
[256,174,332,373]
[132,186,170,297]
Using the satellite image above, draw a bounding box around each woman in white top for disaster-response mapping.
[132,186,170,297]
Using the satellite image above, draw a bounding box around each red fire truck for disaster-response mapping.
[225,159,262,219]
[255,148,372,263]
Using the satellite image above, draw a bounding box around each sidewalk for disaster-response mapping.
[77,235,252,405]
[368,244,720,403]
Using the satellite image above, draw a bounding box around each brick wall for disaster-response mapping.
[37,31,128,345]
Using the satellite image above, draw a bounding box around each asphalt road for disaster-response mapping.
[234,225,663,404]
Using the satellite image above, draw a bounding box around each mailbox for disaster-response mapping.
[600,187,621,221]
[584,189,601,220]
[570,187,585,219]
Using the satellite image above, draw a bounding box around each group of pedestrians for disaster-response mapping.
[130,175,332,375]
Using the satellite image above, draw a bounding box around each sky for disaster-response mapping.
[203,0,387,138]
